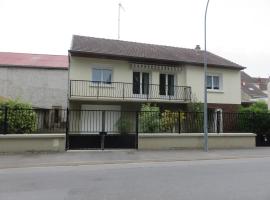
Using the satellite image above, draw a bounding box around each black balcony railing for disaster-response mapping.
[70,80,192,101]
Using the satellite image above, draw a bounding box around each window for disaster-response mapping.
[133,72,150,94]
[207,75,221,90]
[159,74,175,96]
[92,69,112,83]
[133,72,140,94]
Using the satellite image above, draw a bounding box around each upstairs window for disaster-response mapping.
[92,69,112,83]
[207,75,221,90]
[159,74,175,96]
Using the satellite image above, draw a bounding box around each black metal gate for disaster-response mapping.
[66,110,138,150]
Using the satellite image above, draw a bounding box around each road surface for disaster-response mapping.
[0,157,270,200]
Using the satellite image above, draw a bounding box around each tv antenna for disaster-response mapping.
[118,3,125,40]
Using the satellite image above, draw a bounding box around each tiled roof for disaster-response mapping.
[241,72,267,99]
[70,35,244,69]
[0,52,68,69]
[241,71,255,83]
[253,77,269,91]
[242,83,267,98]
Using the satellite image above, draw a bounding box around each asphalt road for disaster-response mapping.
[0,157,270,200]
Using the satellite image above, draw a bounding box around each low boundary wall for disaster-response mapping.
[138,133,256,150]
[0,134,65,153]
[0,133,256,152]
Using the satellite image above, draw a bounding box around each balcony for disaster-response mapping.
[70,80,191,102]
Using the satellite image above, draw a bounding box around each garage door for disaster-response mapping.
[80,105,121,134]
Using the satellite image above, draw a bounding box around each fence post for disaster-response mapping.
[135,111,139,149]
[100,111,106,150]
[3,106,8,134]
[65,108,69,151]
[178,111,181,134]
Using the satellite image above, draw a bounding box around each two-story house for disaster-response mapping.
[68,35,244,134]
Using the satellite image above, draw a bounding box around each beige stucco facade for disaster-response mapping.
[69,56,241,106]
[185,65,241,104]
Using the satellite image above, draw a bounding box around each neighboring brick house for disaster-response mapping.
[241,71,268,105]
[0,52,68,109]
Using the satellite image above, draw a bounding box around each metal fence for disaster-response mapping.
[70,80,192,101]
[0,108,67,134]
[1,108,270,135]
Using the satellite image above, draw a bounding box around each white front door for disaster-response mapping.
[80,105,121,134]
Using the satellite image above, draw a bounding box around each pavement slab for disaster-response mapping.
[1,147,270,169]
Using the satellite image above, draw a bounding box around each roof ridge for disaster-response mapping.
[0,51,67,57]
[71,35,244,69]
[72,34,200,52]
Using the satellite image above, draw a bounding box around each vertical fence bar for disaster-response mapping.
[3,106,8,134]
[135,111,139,149]
[65,108,69,150]
[178,111,181,134]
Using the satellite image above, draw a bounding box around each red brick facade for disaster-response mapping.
[208,103,240,113]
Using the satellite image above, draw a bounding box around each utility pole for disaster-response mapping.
[118,3,124,40]
[203,0,210,152]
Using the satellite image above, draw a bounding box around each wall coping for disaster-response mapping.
[0,134,65,139]
[139,133,256,138]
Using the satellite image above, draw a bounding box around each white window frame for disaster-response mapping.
[207,74,222,91]
[132,70,152,85]
[159,73,176,96]
[132,71,151,94]
[92,68,113,84]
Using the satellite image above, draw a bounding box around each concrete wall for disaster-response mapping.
[139,133,255,150]
[0,134,65,153]
[0,67,68,109]
[70,56,242,105]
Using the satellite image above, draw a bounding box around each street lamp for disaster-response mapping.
[204,0,210,152]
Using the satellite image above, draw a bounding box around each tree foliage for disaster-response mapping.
[160,110,185,132]
[139,103,160,133]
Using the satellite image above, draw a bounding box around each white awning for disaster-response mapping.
[130,63,183,72]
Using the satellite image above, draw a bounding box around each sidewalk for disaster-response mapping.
[1,148,270,169]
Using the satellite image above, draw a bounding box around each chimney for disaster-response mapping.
[195,45,201,51]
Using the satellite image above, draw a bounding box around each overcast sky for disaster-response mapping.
[0,0,269,77]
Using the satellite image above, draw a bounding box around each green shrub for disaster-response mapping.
[160,110,185,133]
[116,117,133,134]
[0,99,37,134]
[186,100,204,132]
[139,103,160,133]
[238,101,270,134]
[239,101,268,113]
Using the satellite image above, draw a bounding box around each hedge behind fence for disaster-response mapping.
[0,99,37,134]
